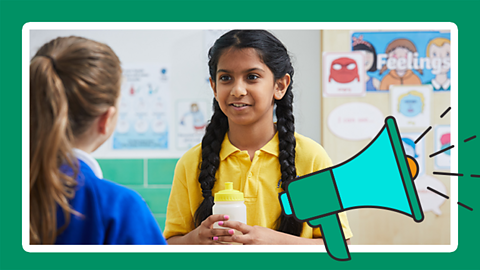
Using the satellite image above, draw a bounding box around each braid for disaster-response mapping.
[193,98,229,227]
[276,89,303,236]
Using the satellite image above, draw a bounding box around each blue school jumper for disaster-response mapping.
[56,159,167,245]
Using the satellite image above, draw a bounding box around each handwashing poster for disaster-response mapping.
[351,31,451,92]
[113,64,170,150]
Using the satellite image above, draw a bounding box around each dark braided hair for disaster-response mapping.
[194,30,302,236]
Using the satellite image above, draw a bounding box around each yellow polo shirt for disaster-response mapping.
[164,132,353,240]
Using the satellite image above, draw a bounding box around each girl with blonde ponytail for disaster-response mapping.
[30,36,167,245]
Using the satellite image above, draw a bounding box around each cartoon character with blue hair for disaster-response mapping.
[402,137,419,158]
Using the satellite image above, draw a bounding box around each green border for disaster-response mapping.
[385,117,424,222]
[2,0,480,269]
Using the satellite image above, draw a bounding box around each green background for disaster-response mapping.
[1,0,479,269]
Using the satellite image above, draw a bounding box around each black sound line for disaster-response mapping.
[415,126,432,144]
[471,174,480,178]
[457,202,473,211]
[429,145,455,158]
[464,135,477,143]
[440,106,451,118]
[433,171,464,177]
[427,187,449,199]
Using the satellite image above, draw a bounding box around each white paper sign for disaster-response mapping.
[327,102,384,140]
[390,85,432,128]
[323,52,365,97]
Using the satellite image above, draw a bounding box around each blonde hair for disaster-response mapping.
[397,90,425,112]
[30,36,122,244]
[426,37,450,57]
[379,38,423,75]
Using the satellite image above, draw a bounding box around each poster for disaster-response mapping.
[390,85,431,128]
[176,100,209,149]
[434,125,451,169]
[351,31,451,92]
[113,64,170,150]
[322,52,365,97]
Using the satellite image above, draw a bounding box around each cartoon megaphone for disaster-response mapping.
[279,116,423,261]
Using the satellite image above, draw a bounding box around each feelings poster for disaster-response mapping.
[351,31,451,92]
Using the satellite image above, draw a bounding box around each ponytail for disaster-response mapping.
[30,55,77,244]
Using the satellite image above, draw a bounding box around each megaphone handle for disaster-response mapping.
[308,213,351,261]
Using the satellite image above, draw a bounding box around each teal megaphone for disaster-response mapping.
[279,116,423,261]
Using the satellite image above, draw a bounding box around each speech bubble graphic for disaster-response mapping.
[328,102,384,141]
[415,175,447,215]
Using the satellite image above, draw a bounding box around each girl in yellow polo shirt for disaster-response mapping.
[165,30,352,244]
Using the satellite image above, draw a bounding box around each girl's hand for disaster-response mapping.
[216,221,284,245]
[189,214,232,244]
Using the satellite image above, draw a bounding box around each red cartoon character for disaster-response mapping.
[329,57,360,83]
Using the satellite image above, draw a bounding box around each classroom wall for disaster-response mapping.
[30,29,321,231]
[321,30,450,244]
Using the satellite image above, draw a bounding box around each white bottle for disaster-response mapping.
[213,182,247,244]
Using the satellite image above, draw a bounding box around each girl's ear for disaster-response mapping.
[209,77,217,100]
[274,73,291,100]
[98,106,116,135]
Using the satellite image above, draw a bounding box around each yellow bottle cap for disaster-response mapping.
[214,182,244,202]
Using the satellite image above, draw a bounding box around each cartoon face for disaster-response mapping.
[364,51,374,71]
[402,137,419,158]
[429,43,451,74]
[388,47,411,71]
[399,93,423,117]
[328,57,359,83]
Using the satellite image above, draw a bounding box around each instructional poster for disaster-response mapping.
[113,64,170,150]
[176,100,209,149]
[351,31,451,92]
[390,85,431,129]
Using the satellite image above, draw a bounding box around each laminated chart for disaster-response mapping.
[113,64,170,150]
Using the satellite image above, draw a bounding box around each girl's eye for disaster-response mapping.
[219,75,231,81]
[247,74,259,80]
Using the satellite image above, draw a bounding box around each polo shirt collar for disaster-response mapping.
[72,148,104,179]
[220,132,280,161]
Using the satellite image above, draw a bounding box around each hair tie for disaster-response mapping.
[202,189,212,198]
[352,35,372,48]
[41,55,58,72]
